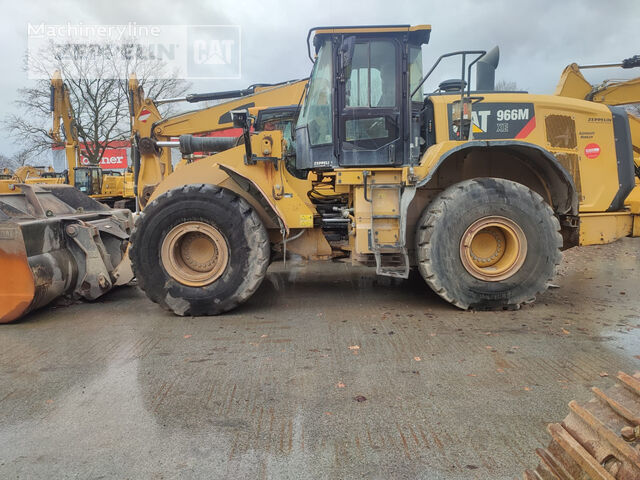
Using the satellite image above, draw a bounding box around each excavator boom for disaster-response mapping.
[555,55,640,105]
[556,56,640,208]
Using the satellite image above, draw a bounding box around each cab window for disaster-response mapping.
[409,46,423,102]
[346,41,397,108]
[297,40,333,145]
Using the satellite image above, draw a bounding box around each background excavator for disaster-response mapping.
[0,71,138,206]
[555,56,640,197]
[48,70,137,208]
[555,55,640,106]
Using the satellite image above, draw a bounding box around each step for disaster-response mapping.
[374,251,410,279]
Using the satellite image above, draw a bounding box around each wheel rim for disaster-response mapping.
[459,216,527,281]
[161,221,229,286]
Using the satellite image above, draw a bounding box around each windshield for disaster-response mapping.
[74,167,101,194]
[409,46,423,101]
[297,40,333,145]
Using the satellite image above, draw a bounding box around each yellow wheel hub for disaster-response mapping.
[161,221,229,287]
[459,216,527,281]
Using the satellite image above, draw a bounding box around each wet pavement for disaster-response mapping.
[1,238,639,479]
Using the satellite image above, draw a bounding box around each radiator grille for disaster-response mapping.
[554,152,581,195]
[545,115,577,149]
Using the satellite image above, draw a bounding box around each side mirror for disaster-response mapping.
[231,109,250,130]
[230,110,254,161]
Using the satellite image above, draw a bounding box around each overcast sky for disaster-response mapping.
[1,0,639,156]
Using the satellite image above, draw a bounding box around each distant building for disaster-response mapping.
[52,140,130,172]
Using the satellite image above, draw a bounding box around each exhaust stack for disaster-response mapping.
[476,46,500,91]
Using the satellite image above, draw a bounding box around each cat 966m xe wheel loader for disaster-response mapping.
[130,24,640,316]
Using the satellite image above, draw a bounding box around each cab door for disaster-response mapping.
[338,38,404,167]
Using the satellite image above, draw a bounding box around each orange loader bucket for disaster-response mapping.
[0,226,35,322]
[0,184,133,323]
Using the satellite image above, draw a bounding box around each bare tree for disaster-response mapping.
[0,149,33,171]
[0,154,14,171]
[5,42,189,166]
[12,149,32,167]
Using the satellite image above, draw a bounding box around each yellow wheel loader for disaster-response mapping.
[128,24,640,316]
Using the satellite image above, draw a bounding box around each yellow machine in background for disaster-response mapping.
[0,165,66,193]
[3,25,640,326]
[555,56,640,235]
[556,56,640,106]
[127,24,639,319]
[3,71,138,207]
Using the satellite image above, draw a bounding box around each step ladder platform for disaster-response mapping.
[374,251,410,279]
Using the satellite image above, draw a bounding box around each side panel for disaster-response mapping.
[147,140,317,232]
[431,94,627,213]
[607,106,636,211]
[579,212,633,245]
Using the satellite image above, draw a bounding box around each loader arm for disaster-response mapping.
[129,76,308,206]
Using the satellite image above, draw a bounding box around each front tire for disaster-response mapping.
[415,178,563,310]
[130,184,270,316]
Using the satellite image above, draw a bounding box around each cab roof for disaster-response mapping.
[308,25,431,59]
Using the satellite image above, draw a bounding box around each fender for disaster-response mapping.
[146,155,282,231]
[416,140,579,215]
[146,140,317,233]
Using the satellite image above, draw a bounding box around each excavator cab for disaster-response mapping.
[74,166,102,195]
[295,25,431,170]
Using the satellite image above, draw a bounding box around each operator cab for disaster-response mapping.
[74,166,102,195]
[295,25,430,171]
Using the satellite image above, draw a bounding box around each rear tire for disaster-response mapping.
[415,178,563,310]
[130,184,270,316]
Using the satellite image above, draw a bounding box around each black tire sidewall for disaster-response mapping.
[418,179,560,308]
[131,185,268,315]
